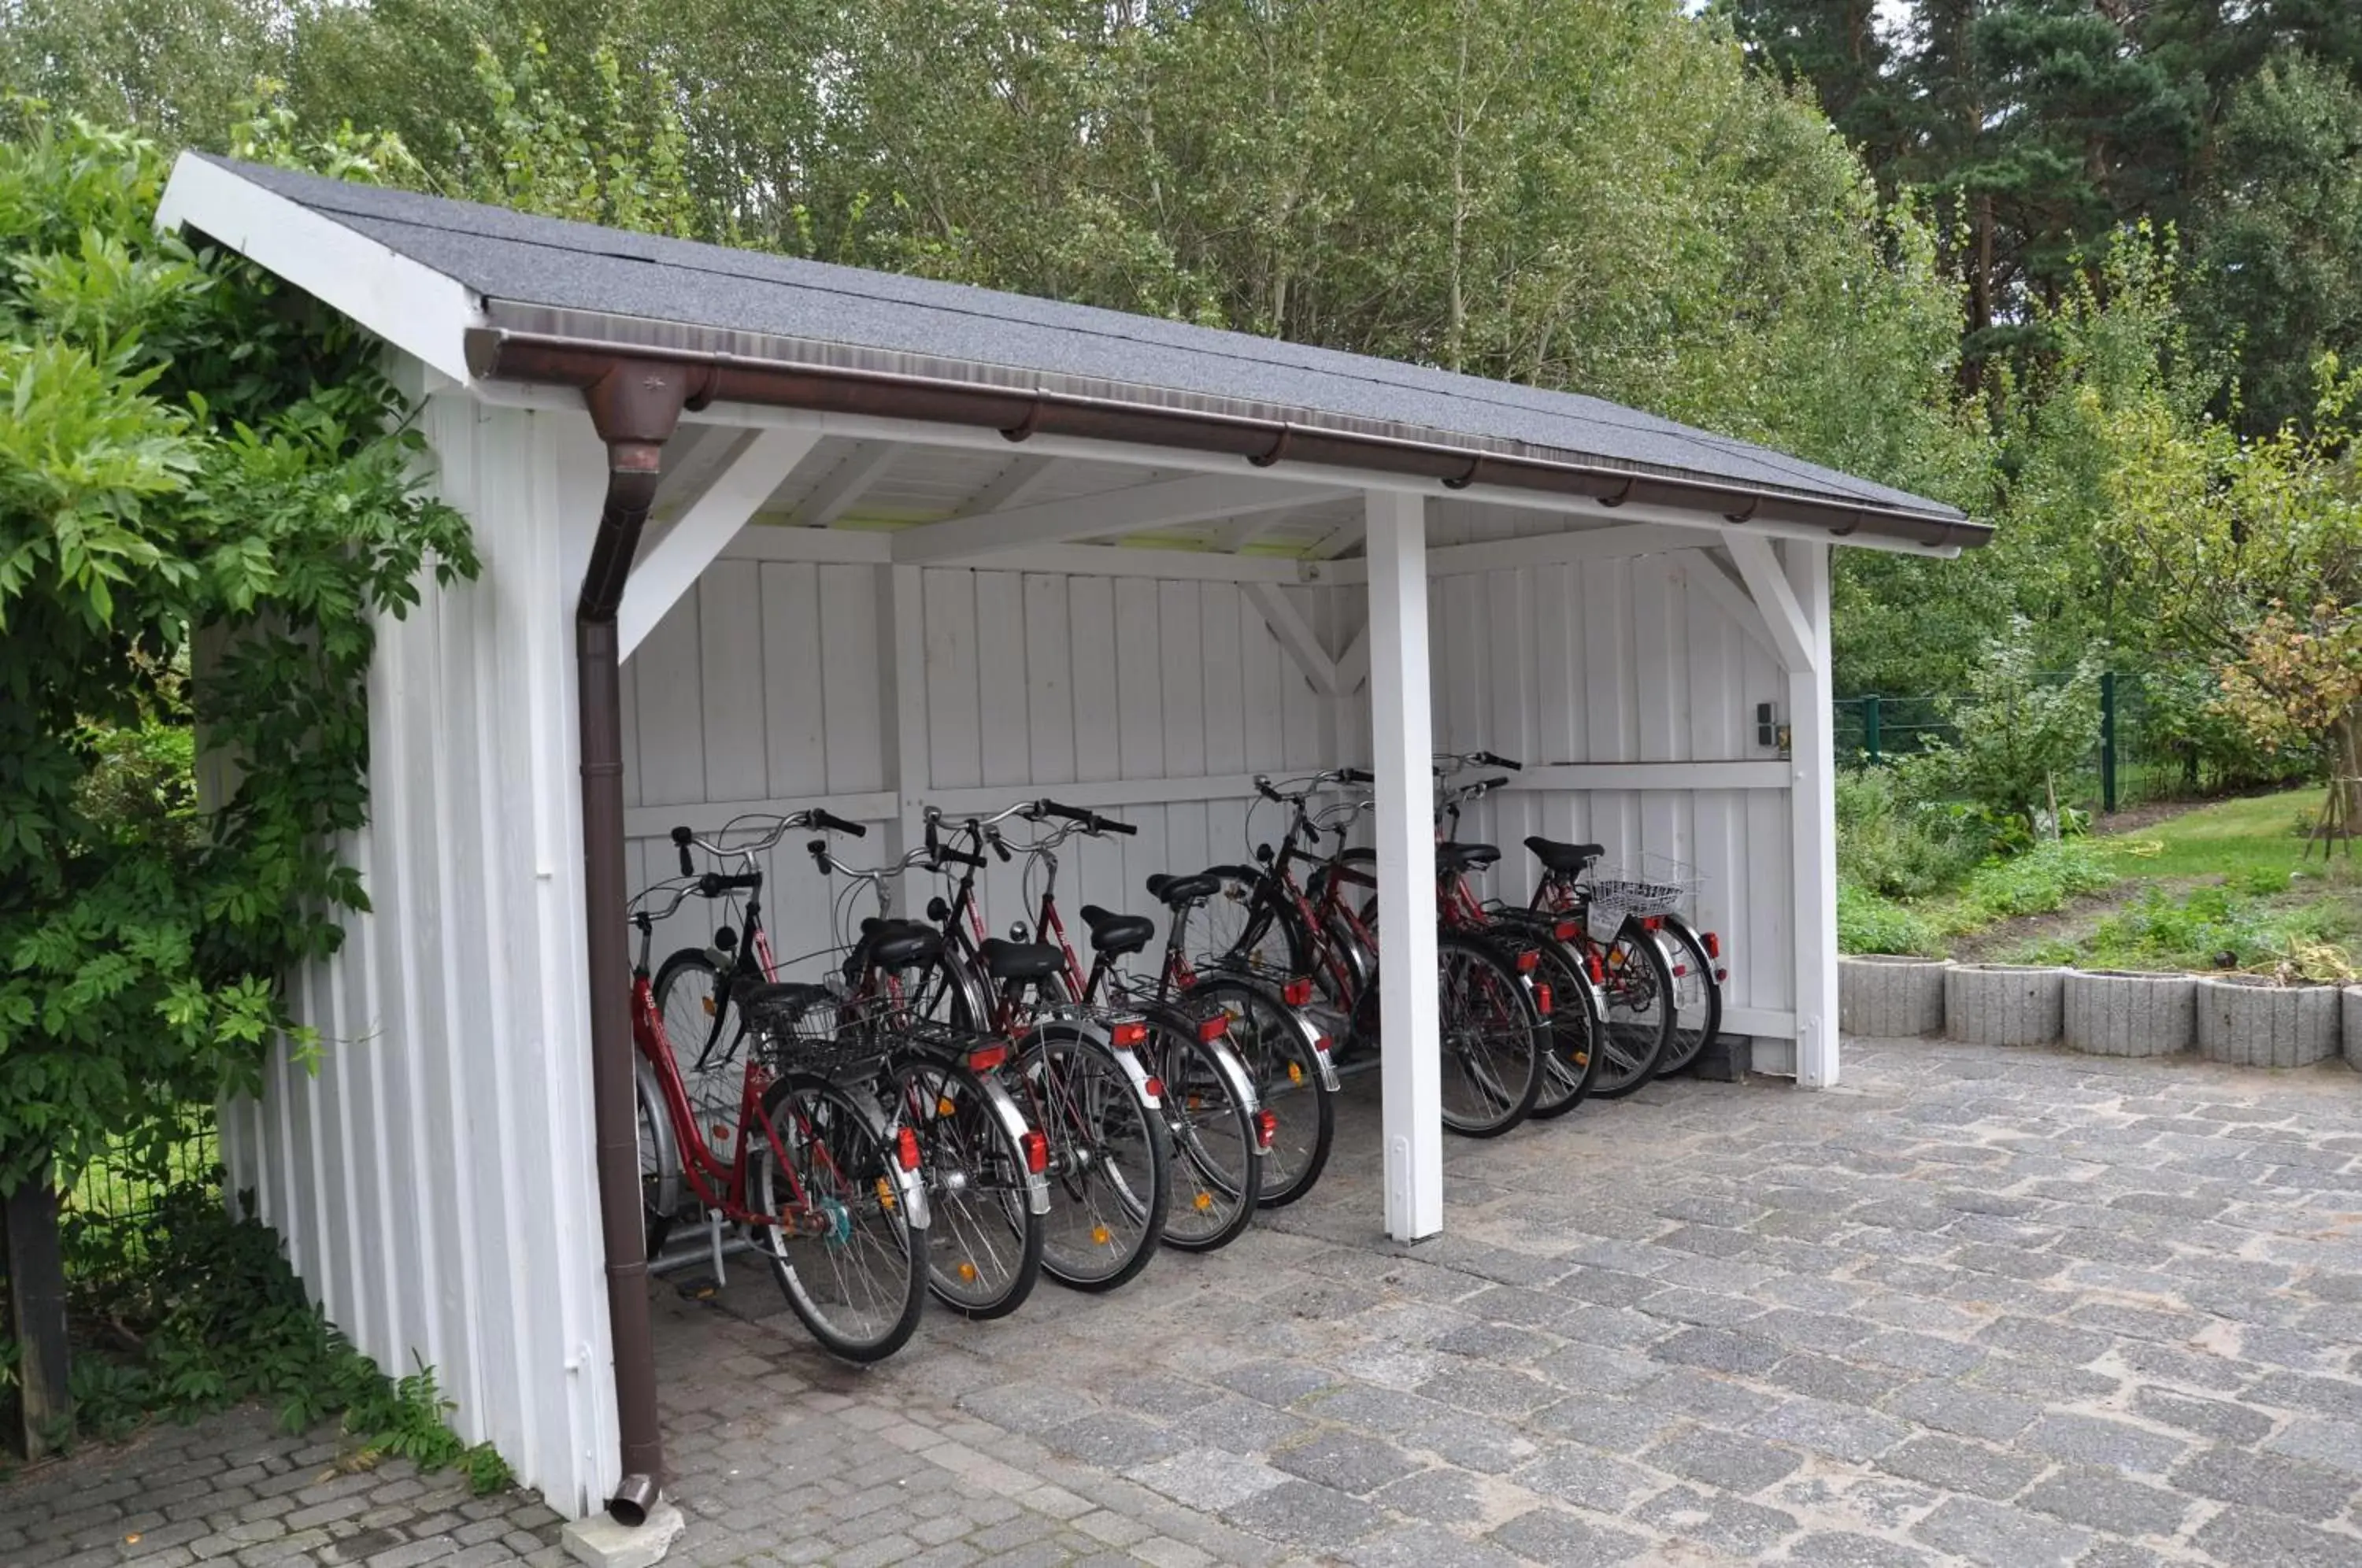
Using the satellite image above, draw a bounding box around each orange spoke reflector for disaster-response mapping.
[1194,1191,1214,1211]
[1091,1224,1113,1246]
[1282,977,1313,1007]
[1198,1014,1228,1042]
[1573,1052,1590,1067]
[1704,931,1722,959]
[1111,1019,1148,1048]
[1515,949,1540,972]
[937,1096,957,1119]
[1187,1095,1205,1111]
[1255,1109,1277,1150]
[1534,982,1553,1017]
[701,997,716,1016]
[897,1127,921,1170]
[711,1124,728,1144]
[1022,1130,1049,1174]
[876,1177,896,1211]
[1287,1062,1304,1085]
[957,1261,979,1281]
[968,1044,1008,1072]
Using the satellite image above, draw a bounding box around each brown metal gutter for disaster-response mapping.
[465,326,1987,551]
[576,357,711,1526]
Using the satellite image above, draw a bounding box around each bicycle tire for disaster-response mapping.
[1435,931,1546,1137]
[1586,919,1675,1099]
[1146,1011,1262,1252]
[1185,974,1335,1207]
[894,1053,1044,1320]
[635,1056,681,1257]
[750,1073,927,1363]
[1525,936,1604,1120]
[1201,867,1316,982]
[1656,916,1722,1078]
[1021,1024,1169,1292]
[653,949,731,1071]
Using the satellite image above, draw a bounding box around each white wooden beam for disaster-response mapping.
[716,525,1309,582]
[889,564,930,857]
[1365,490,1442,1243]
[1501,761,1789,791]
[1681,550,1780,660]
[1784,540,1840,1089]
[1209,512,1283,553]
[1309,520,1363,560]
[1327,521,1702,582]
[1726,534,1816,673]
[924,773,1268,815]
[620,425,824,658]
[962,453,1057,516]
[892,472,1346,565]
[797,440,904,527]
[1246,583,1339,697]
[1336,625,1372,694]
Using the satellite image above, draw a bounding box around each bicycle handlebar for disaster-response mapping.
[672,809,864,875]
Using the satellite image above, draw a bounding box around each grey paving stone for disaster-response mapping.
[1403,1411,1538,1474]
[1122,1448,1290,1512]
[1908,1496,2090,1567]
[1768,1352,1913,1406]
[2171,1444,2354,1522]
[1342,1521,1527,1568]
[2022,1412,2184,1474]
[2268,1417,2362,1475]
[1268,1431,1421,1496]
[1630,1367,1782,1426]
[1042,1411,1190,1470]
[1168,1395,1316,1455]
[2019,1468,2189,1539]
[1370,1466,1489,1525]
[1876,1435,2046,1500]
[2192,1506,2362,1568]
[1415,1363,1560,1416]
[1646,1326,1786,1376]
[1883,1379,2039,1443]
[1527,1395,1676,1455]
[1219,1478,1385,1548]
[1509,1447,1661,1514]
[1746,1397,1912,1463]
[1486,1506,1650,1566]
[1785,1532,1939,1568]
[1632,1483,1800,1557]
[1853,1331,1986,1378]
[1216,1359,1341,1408]
[1641,1426,1803,1493]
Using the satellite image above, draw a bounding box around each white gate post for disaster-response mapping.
[1785,540,1839,1087]
[1364,490,1443,1241]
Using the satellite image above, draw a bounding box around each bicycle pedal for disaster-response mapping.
[674,1276,720,1300]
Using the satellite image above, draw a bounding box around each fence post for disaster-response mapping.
[1862,694,1882,766]
[3,1178,70,1458]
[2100,671,2118,816]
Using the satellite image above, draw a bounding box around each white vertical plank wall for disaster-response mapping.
[219,398,619,1518]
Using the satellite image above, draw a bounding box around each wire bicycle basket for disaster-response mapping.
[1584,853,1700,940]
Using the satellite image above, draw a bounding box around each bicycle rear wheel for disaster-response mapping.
[1188,975,1334,1207]
[1022,1028,1168,1291]
[750,1074,927,1363]
[1150,1015,1261,1252]
[1525,937,1603,1120]
[1436,933,1546,1137]
[1586,920,1675,1099]
[1656,918,1722,1078]
[895,1054,1043,1320]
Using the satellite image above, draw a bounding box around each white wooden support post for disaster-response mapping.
[888,565,930,862]
[1364,490,1443,1241]
[1784,540,1839,1088]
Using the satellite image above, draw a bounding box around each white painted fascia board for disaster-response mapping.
[892,472,1349,565]
[156,153,484,386]
[619,424,824,657]
[1727,534,1817,674]
[1246,583,1340,697]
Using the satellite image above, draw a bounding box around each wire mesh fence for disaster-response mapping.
[65,1111,221,1227]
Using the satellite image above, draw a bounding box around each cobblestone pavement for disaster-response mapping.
[17,1037,2362,1566]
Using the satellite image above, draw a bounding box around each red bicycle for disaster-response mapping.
[629,878,929,1362]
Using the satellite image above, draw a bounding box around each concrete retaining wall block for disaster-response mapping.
[2062,970,2196,1057]
[2346,986,2362,1071]
[1944,963,2064,1046]
[2196,977,2339,1067]
[1838,956,1950,1037]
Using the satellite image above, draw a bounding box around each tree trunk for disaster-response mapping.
[2338,711,2362,845]
[3,1171,71,1459]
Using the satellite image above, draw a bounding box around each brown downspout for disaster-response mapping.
[577,359,709,1525]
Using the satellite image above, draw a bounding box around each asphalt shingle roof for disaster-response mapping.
[198,154,1965,529]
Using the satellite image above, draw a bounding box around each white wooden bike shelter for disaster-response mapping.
[157,153,1986,1521]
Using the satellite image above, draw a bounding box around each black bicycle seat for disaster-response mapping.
[737,980,833,1022]
[979,938,1064,982]
[1438,841,1501,872]
[1079,905,1156,956]
[1525,837,1605,875]
[1145,873,1220,908]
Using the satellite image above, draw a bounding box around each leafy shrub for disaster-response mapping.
[1835,764,1984,897]
[1911,617,2103,830]
[1838,880,1942,955]
[2062,883,2361,974]
[59,1181,511,1489]
[1942,839,2117,930]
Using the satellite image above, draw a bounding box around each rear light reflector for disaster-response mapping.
[1110,1019,1148,1048]
[1143,1076,1165,1099]
[1587,952,1606,984]
[1282,977,1313,1007]
[1020,1130,1048,1174]
[1254,1110,1277,1150]
[1314,1036,1333,1054]
[896,1127,921,1170]
[1553,920,1579,942]
[967,1044,1008,1072]
[1715,967,1729,982]
[1514,949,1539,973]
[1641,915,1663,930]
[1198,1014,1229,1042]
[1703,931,1721,959]
[1533,982,1553,1017]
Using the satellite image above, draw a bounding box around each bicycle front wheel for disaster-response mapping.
[1021,1029,1168,1292]
[1188,975,1334,1207]
[895,1054,1043,1320]
[1150,1015,1261,1253]
[1587,920,1675,1099]
[1526,937,1604,1120]
[1436,933,1546,1138]
[750,1074,927,1363]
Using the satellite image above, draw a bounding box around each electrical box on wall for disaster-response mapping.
[1756,702,1778,749]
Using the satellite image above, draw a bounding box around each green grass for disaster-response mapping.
[2105,786,2332,882]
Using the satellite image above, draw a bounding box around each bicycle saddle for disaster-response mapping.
[979,937,1064,982]
[1079,905,1156,956]
[737,980,834,1022]
[1525,837,1605,875]
[1145,872,1220,908]
[853,916,942,969]
[1438,841,1501,872]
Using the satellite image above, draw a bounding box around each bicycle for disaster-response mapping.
[1201,770,1553,1138]
[627,878,929,1362]
[996,799,1269,1252]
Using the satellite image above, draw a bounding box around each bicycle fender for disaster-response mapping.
[1022,1018,1164,1113]
[976,1068,1053,1217]
[635,1054,682,1222]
